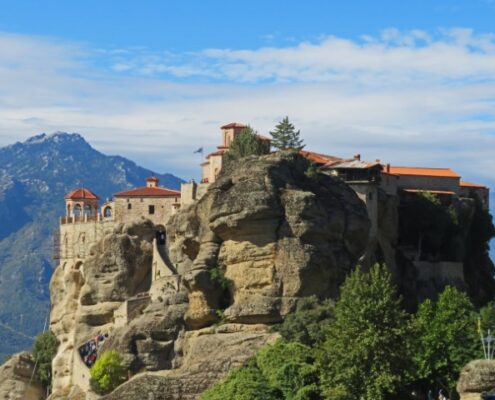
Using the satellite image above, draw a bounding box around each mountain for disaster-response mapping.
[0,132,183,360]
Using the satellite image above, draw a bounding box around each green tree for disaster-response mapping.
[480,302,495,332]
[318,264,411,400]
[411,286,481,397]
[275,296,334,346]
[201,360,279,400]
[32,330,59,390]
[269,117,304,150]
[202,341,320,400]
[89,351,126,394]
[223,126,270,163]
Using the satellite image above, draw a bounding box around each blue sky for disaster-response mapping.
[0,1,494,195]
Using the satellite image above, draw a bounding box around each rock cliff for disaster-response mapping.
[0,352,44,400]
[47,152,371,399]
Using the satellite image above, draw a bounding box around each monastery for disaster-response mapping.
[57,121,490,272]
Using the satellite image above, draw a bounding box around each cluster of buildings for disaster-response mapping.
[57,122,490,265]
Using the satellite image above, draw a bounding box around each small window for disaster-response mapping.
[149,205,155,215]
[127,203,132,210]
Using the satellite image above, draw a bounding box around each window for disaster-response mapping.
[149,205,155,215]
[127,203,132,210]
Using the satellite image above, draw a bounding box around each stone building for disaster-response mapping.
[182,122,270,205]
[58,177,180,264]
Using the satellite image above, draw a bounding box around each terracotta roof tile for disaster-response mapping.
[114,186,181,198]
[221,122,247,129]
[460,181,488,189]
[300,150,342,166]
[389,166,461,178]
[64,188,99,200]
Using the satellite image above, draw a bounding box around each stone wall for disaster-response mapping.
[114,196,178,226]
[397,175,460,193]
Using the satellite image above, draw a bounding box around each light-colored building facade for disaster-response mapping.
[58,177,180,264]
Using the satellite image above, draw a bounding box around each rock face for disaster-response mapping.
[103,324,279,400]
[167,152,370,328]
[49,221,156,397]
[457,359,495,400]
[0,352,44,400]
[47,152,371,399]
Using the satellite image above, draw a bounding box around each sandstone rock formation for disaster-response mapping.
[457,359,495,400]
[0,352,44,400]
[167,151,370,329]
[47,152,371,399]
[49,221,157,398]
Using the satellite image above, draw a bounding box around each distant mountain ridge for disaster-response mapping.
[0,132,183,360]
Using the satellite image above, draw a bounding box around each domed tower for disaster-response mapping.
[64,188,100,220]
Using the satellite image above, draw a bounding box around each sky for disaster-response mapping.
[0,1,494,199]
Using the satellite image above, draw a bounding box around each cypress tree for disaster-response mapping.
[269,116,304,150]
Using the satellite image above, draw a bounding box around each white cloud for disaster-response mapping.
[0,28,493,197]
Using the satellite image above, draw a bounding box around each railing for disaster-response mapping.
[60,214,104,224]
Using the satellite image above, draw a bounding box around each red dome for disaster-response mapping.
[64,188,99,200]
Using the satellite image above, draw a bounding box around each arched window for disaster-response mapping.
[73,204,82,217]
[103,207,112,218]
[84,204,92,216]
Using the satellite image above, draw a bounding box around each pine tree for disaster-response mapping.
[223,126,270,163]
[318,264,411,400]
[269,116,304,150]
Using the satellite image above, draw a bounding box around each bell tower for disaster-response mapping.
[64,188,100,219]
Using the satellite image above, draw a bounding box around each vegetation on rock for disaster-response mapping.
[269,116,304,150]
[90,351,127,394]
[223,126,270,163]
[204,265,487,400]
[32,330,59,390]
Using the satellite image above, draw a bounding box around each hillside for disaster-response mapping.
[0,132,183,360]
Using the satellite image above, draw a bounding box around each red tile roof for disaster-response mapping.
[460,181,488,189]
[65,188,99,200]
[221,122,248,129]
[114,186,181,198]
[389,166,461,178]
[300,150,342,166]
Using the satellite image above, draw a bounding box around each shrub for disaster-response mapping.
[89,351,126,394]
[32,330,59,390]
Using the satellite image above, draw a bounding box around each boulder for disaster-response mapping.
[458,359,495,400]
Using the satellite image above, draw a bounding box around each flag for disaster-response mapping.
[194,147,203,154]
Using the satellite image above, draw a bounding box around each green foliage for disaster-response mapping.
[411,286,481,396]
[202,341,320,400]
[269,116,304,150]
[210,266,229,291]
[318,264,411,400]
[89,351,126,394]
[463,198,495,306]
[201,360,279,400]
[399,191,460,261]
[304,164,322,182]
[32,330,59,390]
[480,302,495,332]
[223,126,270,163]
[275,296,334,346]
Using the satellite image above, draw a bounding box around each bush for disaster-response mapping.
[275,296,334,346]
[89,351,126,394]
[32,330,59,390]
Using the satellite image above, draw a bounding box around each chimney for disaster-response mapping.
[386,163,390,173]
[146,176,159,188]
[354,154,361,161]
